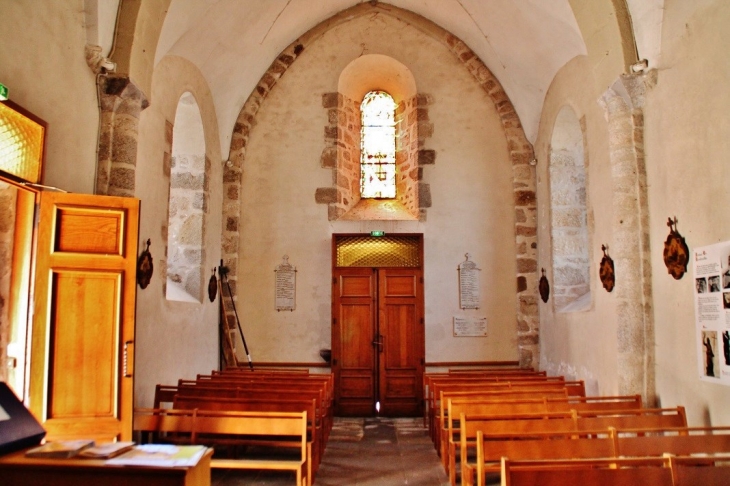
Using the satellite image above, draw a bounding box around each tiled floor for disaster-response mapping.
[211,417,449,485]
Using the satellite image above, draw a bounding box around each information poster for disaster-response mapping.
[693,241,730,386]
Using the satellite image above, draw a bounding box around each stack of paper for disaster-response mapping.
[106,444,207,467]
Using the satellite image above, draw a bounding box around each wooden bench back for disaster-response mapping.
[462,407,687,437]
[442,394,642,472]
[500,456,675,486]
[431,387,570,443]
[499,455,730,486]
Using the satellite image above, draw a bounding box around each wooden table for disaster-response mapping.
[0,447,213,486]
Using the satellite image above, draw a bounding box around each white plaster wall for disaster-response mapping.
[134,55,222,408]
[0,0,98,194]
[646,0,730,426]
[535,54,619,398]
[236,14,518,365]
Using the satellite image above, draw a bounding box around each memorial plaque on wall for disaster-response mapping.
[453,317,488,337]
[458,253,481,309]
[275,255,296,311]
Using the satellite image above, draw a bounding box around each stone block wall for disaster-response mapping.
[550,147,590,310]
[166,153,207,300]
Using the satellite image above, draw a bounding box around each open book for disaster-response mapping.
[25,439,95,458]
[78,441,136,459]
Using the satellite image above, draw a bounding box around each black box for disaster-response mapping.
[0,382,46,456]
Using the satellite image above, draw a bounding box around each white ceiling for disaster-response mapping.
[154,0,666,157]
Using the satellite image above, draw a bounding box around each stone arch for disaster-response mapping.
[222,2,538,367]
[549,105,591,312]
[165,92,207,302]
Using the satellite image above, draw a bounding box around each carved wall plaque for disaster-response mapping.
[275,255,296,311]
[453,317,488,337]
[458,253,481,309]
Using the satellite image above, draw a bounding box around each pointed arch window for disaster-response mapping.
[360,91,396,198]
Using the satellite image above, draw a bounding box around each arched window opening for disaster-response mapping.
[549,106,591,312]
[360,91,397,199]
[166,92,206,303]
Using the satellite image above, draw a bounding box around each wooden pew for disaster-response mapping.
[428,380,579,441]
[174,380,332,440]
[499,456,675,486]
[194,373,334,423]
[467,425,730,485]
[423,371,549,427]
[442,394,642,481]
[134,408,309,486]
[499,455,730,486]
[425,373,560,422]
[171,394,324,477]
[432,386,571,446]
[454,407,687,486]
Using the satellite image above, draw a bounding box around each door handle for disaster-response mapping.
[372,335,383,353]
[123,340,134,378]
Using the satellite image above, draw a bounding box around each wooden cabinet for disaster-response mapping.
[28,192,140,441]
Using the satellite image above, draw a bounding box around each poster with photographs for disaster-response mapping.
[693,242,730,386]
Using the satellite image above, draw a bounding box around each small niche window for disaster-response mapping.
[360,91,396,198]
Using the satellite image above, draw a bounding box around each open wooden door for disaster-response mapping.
[28,192,139,441]
[332,234,424,417]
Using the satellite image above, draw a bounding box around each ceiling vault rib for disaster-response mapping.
[260,0,295,45]
[454,0,506,69]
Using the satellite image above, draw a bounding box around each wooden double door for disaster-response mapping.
[332,266,424,416]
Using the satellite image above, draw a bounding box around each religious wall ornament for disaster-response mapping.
[208,267,218,302]
[136,239,153,289]
[599,244,615,292]
[539,268,550,303]
[663,217,690,280]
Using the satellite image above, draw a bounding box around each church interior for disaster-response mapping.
[2,0,730,483]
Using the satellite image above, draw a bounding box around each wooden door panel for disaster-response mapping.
[379,269,424,416]
[49,271,120,418]
[383,303,418,368]
[340,303,374,368]
[55,207,124,254]
[384,376,417,398]
[30,192,139,441]
[340,275,372,297]
[332,268,376,416]
[383,275,417,297]
[340,375,374,398]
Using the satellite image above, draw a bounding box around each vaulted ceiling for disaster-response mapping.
[134,0,664,154]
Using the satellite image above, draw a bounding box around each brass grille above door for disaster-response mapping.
[334,234,421,268]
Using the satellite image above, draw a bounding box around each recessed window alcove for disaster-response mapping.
[549,105,591,312]
[320,54,428,221]
[166,92,207,303]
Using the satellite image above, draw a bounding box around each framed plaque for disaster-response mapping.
[453,317,488,337]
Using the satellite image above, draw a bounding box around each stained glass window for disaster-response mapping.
[360,91,396,198]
